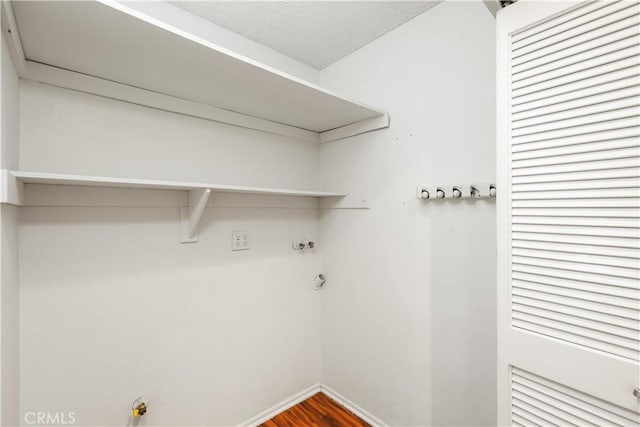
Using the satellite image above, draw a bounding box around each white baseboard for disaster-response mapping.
[238,382,386,427]
[320,384,387,427]
[238,383,321,427]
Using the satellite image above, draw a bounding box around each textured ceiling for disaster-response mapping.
[168,1,440,70]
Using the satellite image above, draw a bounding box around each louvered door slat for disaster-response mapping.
[513,239,640,258]
[513,319,638,360]
[513,199,640,209]
[511,87,640,122]
[513,176,640,191]
[512,116,640,145]
[512,74,639,113]
[511,127,639,153]
[512,262,638,290]
[513,270,639,299]
[512,224,639,239]
[512,96,640,131]
[511,1,621,47]
[512,369,640,426]
[513,279,638,309]
[513,60,640,103]
[512,4,640,67]
[513,36,640,92]
[512,222,640,239]
[512,411,544,427]
[513,388,601,425]
[513,47,639,94]
[511,157,640,177]
[513,208,638,220]
[512,146,640,167]
[512,231,640,249]
[513,255,638,280]
[512,395,578,426]
[512,3,640,61]
[513,101,640,135]
[513,18,640,81]
[513,68,640,106]
[511,162,639,183]
[512,188,639,199]
[513,285,638,316]
[512,140,640,161]
[513,287,638,318]
[513,378,621,425]
[513,215,638,228]
[513,295,637,331]
[513,274,636,310]
[514,304,638,340]
[513,247,639,270]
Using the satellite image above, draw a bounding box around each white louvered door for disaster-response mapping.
[497,1,640,425]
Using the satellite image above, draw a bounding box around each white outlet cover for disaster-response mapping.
[232,231,250,251]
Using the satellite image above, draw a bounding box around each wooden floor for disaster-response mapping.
[259,392,370,427]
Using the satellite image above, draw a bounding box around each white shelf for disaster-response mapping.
[8,171,346,198]
[2,170,345,244]
[8,1,389,136]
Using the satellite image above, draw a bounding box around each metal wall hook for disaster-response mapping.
[292,239,316,250]
[312,274,326,290]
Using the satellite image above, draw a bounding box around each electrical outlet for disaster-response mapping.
[232,231,250,251]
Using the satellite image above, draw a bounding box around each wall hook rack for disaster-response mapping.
[416,184,496,200]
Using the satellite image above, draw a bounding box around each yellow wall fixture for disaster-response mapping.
[131,397,148,418]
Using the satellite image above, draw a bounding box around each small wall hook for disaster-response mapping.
[312,274,326,290]
[292,239,316,250]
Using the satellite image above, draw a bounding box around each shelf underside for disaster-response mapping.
[9,171,345,198]
[11,1,387,133]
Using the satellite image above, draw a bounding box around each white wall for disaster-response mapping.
[317,2,496,425]
[18,83,323,426]
[0,204,19,427]
[1,28,21,427]
[15,2,498,425]
[1,36,19,168]
[19,82,318,190]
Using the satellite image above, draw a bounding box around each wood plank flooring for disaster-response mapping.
[259,392,370,427]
